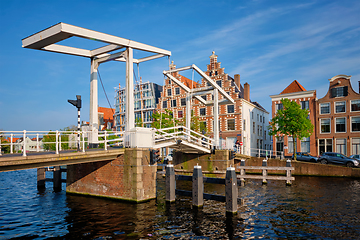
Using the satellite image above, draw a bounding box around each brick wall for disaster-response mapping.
[66,148,157,202]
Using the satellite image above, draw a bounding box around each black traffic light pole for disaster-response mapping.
[68,95,82,151]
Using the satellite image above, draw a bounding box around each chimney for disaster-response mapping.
[244,82,250,102]
[234,74,240,88]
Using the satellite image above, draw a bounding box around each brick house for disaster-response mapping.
[270,80,317,157]
[98,107,114,131]
[157,52,271,154]
[316,75,360,156]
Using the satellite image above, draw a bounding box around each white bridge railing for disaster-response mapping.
[154,126,214,149]
[0,130,125,156]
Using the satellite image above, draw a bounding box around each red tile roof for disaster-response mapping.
[98,107,114,120]
[280,80,307,94]
[179,75,198,89]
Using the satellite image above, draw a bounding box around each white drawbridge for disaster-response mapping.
[154,126,213,154]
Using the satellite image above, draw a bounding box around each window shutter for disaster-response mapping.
[344,86,348,96]
[330,88,336,98]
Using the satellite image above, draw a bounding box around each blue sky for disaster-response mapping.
[1,0,359,131]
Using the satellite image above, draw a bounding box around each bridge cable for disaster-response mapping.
[97,69,115,115]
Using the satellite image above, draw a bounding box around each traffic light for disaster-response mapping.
[229,150,235,160]
[150,149,161,165]
[68,95,81,109]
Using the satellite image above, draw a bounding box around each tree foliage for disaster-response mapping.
[268,98,313,160]
[151,109,179,130]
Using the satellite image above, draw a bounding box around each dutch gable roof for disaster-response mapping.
[280,80,307,94]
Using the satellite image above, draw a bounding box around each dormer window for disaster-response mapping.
[331,86,348,98]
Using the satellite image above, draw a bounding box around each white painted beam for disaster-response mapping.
[192,64,235,104]
[91,44,123,57]
[94,50,125,65]
[163,72,191,93]
[42,44,92,57]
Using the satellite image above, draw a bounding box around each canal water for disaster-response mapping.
[0,169,359,239]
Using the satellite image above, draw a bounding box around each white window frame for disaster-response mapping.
[335,117,346,133]
[351,100,360,112]
[320,118,331,134]
[320,102,330,115]
[334,101,346,114]
[351,116,360,132]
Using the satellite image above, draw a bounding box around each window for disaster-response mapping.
[209,71,212,77]
[181,98,186,106]
[275,103,283,113]
[162,101,167,108]
[331,86,348,98]
[253,122,255,133]
[336,118,346,132]
[260,116,262,122]
[200,108,206,116]
[257,125,260,135]
[288,136,296,153]
[320,119,331,133]
[216,80,222,87]
[352,138,360,154]
[264,130,267,140]
[257,114,259,121]
[351,100,360,112]
[260,126,263,136]
[335,101,346,113]
[301,100,309,110]
[167,88,172,96]
[175,87,180,95]
[320,103,330,114]
[336,138,346,155]
[227,105,234,113]
[215,71,218,75]
[301,137,310,153]
[227,119,235,131]
[319,139,332,154]
[252,112,254,119]
[351,117,360,132]
[243,120,246,130]
[135,101,141,110]
[178,111,183,118]
[201,95,206,100]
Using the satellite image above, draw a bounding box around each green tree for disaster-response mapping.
[268,98,313,160]
[151,109,178,130]
[135,117,144,127]
[0,130,10,154]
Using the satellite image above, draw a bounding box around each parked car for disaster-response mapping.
[349,154,360,161]
[292,152,318,162]
[318,152,359,168]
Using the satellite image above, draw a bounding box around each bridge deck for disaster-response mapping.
[0,148,125,172]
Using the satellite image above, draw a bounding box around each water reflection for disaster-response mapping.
[0,169,360,239]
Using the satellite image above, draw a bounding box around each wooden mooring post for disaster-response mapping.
[236,159,294,186]
[165,164,238,214]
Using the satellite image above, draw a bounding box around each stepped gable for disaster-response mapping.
[280,80,307,94]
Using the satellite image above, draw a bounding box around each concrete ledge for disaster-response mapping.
[0,149,125,172]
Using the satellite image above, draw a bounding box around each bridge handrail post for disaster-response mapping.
[192,165,203,207]
[10,133,13,154]
[82,131,85,152]
[36,133,40,152]
[225,166,238,213]
[59,134,62,152]
[104,131,107,151]
[55,130,59,154]
[165,164,175,202]
[23,130,27,157]
[262,159,267,184]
